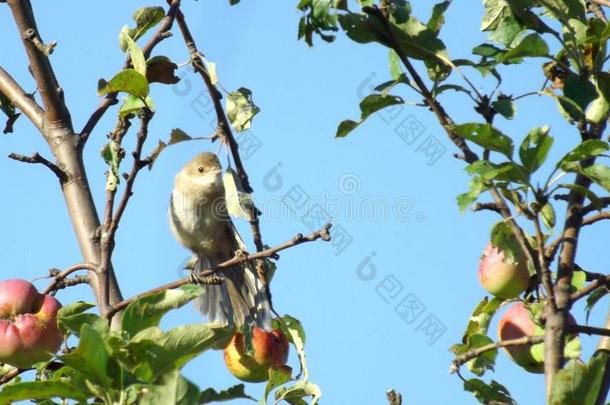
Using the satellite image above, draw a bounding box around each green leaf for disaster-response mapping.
[226,87,260,132]
[359,94,404,120]
[571,269,587,292]
[274,381,321,405]
[463,296,503,338]
[490,221,522,264]
[140,369,200,405]
[541,203,556,231]
[120,7,165,50]
[273,315,308,379]
[497,33,549,63]
[148,128,204,169]
[453,123,514,158]
[427,1,451,35]
[335,119,359,138]
[223,168,255,221]
[558,140,610,170]
[389,49,403,80]
[559,74,598,122]
[155,324,233,370]
[457,177,487,212]
[57,301,106,337]
[465,334,497,376]
[519,126,553,174]
[0,381,89,403]
[121,284,204,337]
[581,164,610,193]
[97,69,149,98]
[338,13,382,44]
[463,378,516,405]
[120,31,146,76]
[119,94,155,118]
[586,288,608,324]
[549,359,590,405]
[261,366,292,405]
[59,324,114,389]
[492,97,515,119]
[200,384,255,403]
[101,141,121,191]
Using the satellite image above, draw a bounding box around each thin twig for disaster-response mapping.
[43,262,97,295]
[571,324,610,337]
[106,223,332,319]
[8,152,67,182]
[451,335,544,370]
[472,202,501,214]
[572,274,610,302]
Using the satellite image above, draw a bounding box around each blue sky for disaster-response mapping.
[1,1,609,404]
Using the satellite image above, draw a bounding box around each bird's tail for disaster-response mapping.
[194,254,272,331]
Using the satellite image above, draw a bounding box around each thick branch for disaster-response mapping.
[570,324,610,337]
[106,224,332,319]
[0,66,44,130]
[6,0,71,126]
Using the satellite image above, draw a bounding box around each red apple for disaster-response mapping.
[497,302,577,373]
[224,327,289,382]
[0,279,63,368]
[478,243,530,299]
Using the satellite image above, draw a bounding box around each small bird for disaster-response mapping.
[168,152,271,330]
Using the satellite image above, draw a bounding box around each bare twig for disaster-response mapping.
[592,0,610,8]
[582,197,610,215]
[106,224,332,319]
[589,1,608,23]
[571,324,610,337]
[43,262,97,295]
[571,275,610,302]
[451,335,544,370]
[8,152,66,182]
[0,66,44,130]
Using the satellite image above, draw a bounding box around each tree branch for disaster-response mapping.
[0,66,44,130]
[451,335,544,371]
[0,367,27,386]
[43,262,97,295]
[8,152,66,182]
[6,0,71,126]
[106,223,332,319]
[582,211,610,227]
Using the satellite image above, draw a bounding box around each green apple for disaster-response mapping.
[478,242,529,299]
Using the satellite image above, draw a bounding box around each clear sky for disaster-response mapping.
[1,1,609,404]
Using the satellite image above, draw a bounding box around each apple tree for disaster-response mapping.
[0,1,330,404]
[297,0,610,403]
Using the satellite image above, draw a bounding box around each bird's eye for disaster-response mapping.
[197,166,204,173]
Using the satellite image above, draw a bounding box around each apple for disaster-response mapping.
[224,327,289,382]
[0,279,63,368]
[478,242,530,299]
[497,302,577,373]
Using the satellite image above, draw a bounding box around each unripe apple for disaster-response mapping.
[224,327,289,382]
[478,243,529,299]
[497,302,577,373]
[0,279,63,368]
